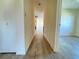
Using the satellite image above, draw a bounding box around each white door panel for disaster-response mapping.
[0,0,16,52]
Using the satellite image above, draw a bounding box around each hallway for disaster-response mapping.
[24,32,54,59]
[0,33,63,59]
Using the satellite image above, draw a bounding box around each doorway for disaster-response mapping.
[56,0,79,58]
[34,0,45,34]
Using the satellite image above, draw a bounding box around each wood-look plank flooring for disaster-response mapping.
[0,35,79,59]
[59,36,79,59]
[24,33,55,59]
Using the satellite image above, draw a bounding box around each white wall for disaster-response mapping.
[44,0,57,50]
[24,0,35,53]
[60,9,79,37]
[16,0,25,55]
[60,9,77,36]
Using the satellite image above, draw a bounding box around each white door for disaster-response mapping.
[0,18,16,52]
[0,0,16,52]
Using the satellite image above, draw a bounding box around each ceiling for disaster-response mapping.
[34,0,46,17]
[34,0,79,9]
[33,0,79,9]
[62,0,79,9]
[34,0,47,15]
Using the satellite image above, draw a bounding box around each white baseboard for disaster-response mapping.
[60,34,74,37]
[16,51,26,55]
[60,34,79,37]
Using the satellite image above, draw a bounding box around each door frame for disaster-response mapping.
[54,0,62,52]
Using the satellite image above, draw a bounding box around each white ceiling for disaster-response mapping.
[62,0,79,9]
[34,0,47,12]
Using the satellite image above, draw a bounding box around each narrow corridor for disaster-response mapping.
[24,32,55,59]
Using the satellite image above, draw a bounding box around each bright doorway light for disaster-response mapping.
[35,10,44,33]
